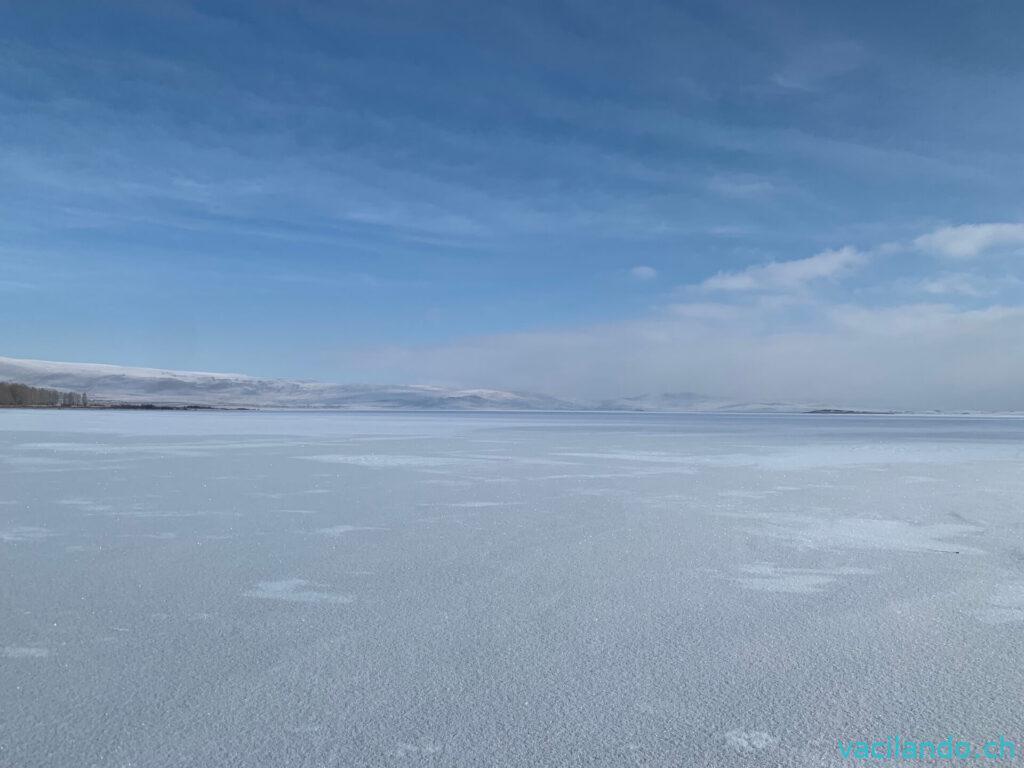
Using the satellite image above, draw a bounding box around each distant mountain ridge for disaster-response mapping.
[0,355,841,412]
[596,392,827,413]
[0,356,574,410]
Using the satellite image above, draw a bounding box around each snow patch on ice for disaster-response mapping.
[750,516,981,554]
[394,740,442,757]
[315,525,382,536]
[720,489,776,500]
[2,646,50,659]
[980,583,1024,624]
[302,454,464,467]
[58,498,113,512]
[244,579,353,604]
[3,456,70,468]
[724,729,778,753]
[705,443,1021,470]
[417,501,515,508]
[736,563,873,594]
[555,451,694,464]
[0,526,53,543]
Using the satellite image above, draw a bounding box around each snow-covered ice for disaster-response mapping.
[2,409,1024,766]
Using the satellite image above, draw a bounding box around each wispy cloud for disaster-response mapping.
[707,174,777,199]
[918,273,989,298]
[700,246,865,292]
[771,40,868,92]
[666,302,741,320]
[914,223,1024,259]
[0,279,38,292]
[829,302,1024,337]
[630,265,657,281]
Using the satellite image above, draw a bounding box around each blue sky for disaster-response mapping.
[3,0,1024,407]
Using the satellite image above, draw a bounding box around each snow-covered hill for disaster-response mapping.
[0,356,859,413]
[0,356,575,410]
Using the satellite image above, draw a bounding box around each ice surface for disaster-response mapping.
[3,410,1024,766]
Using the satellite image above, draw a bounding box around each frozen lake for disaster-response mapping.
[2,410,1024,766]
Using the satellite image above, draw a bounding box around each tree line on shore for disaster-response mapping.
[0,381,88,407]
